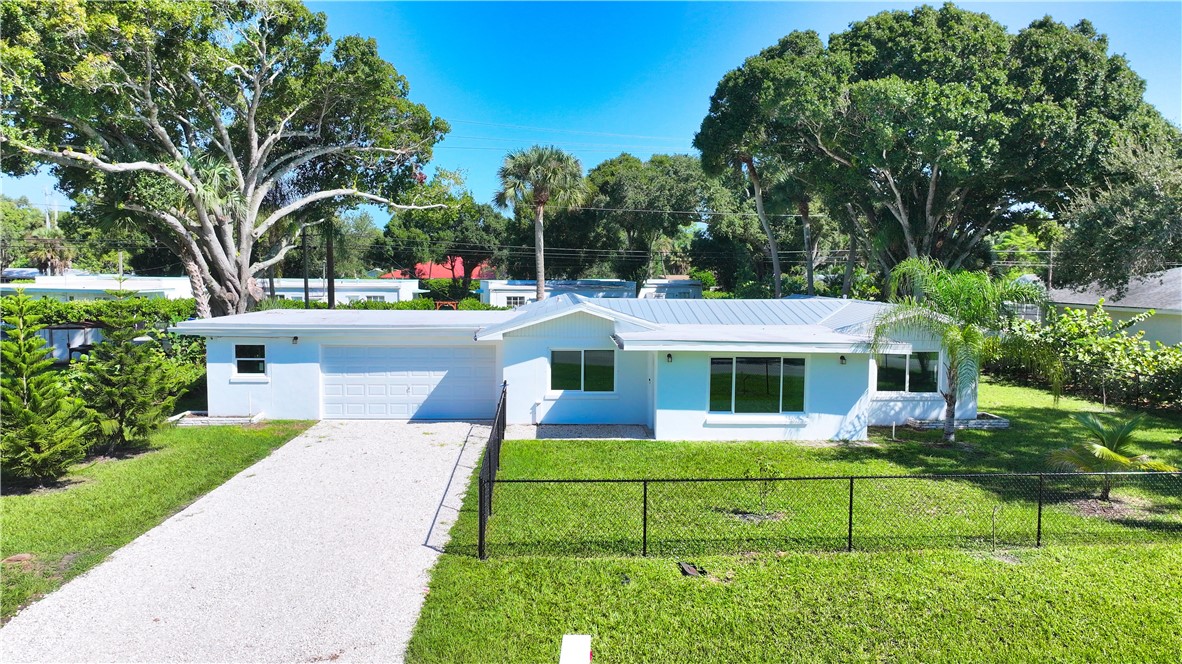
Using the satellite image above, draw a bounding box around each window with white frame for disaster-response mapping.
[234,344,266,375]
[550,350,615,392]
[367,295,385,302]
[875,352,939,392]
[506,295,526,307]
[709,357,806,413]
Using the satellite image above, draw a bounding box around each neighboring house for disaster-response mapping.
[173,295,970,440]
[478,280,636,308]
[638,278,703,300]
[0,274,425,304]
[0,274,192,301]
[381,258,495,281]
[1048,268,1182,346]
[264,278,424,303]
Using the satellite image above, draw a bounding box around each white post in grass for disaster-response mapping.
[559,634,591,663]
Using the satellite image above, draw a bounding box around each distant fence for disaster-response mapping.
[476,470,1182,559]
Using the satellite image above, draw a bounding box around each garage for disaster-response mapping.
[321,345,497,420]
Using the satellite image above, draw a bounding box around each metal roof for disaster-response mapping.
[172,309,516,336]
[592,296,847,326]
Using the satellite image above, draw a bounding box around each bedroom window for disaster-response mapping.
[876,352,939,393]
[235,344,266,375]
[709,357,806,413]
[551,350,615,392]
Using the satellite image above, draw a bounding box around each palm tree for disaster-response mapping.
[1049,413,1176,501]
[24,227,74,276]
[871,257,1046,443]
[495,146,587,301]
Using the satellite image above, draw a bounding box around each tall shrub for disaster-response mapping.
[77,299,184,454]
[0,293,91,484]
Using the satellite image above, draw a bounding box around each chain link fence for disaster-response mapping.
[476,471,1182,559]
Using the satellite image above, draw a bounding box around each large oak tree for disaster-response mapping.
[699,4,1173,279]
[1,0,446,316]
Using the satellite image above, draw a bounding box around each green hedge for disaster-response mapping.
[253,297,503,311]
[0,293,197,327]
[422,278,476,301]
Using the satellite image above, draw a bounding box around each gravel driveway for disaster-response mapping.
[0,420,486,663]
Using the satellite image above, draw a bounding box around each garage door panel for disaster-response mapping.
[321,345,496,420]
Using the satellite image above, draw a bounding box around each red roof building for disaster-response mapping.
[380,257,495,281]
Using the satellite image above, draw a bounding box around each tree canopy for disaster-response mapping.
[699,4,1174,280]
[1,0,446,316]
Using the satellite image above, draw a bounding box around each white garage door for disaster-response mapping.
[321,346,497,420]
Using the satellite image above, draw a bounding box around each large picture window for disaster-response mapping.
[235,344,266,374]
[876,352,939,393]
[709,357,806,413]
[550,350,615,392]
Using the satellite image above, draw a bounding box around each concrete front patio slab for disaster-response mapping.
[0,420,486,663]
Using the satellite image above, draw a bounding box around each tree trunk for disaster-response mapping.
[943,394,957,444]
[799,198,815,296]
[181,254,212,319]
[534,204,546,301]
[745,159,782,299]
[1100,477,1112,502]
[326,220,335,309]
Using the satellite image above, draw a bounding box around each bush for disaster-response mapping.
[0,294,92,484]
[0,294,196,328]
[702,291,734,299]
[990,302,1182,410]
[688,268,717,290]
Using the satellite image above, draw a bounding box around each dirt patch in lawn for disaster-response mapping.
[715,507,786,524]
[1069,495,1153,520]
[1,477,91,496]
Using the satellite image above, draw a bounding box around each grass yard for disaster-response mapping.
[407,379,1182,662]
[0,421,310,621]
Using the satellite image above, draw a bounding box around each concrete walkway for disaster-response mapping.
[0,421,486,663]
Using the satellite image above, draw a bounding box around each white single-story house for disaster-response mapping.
[478,279,636,307]
[1048,268,1181,347]
[0,274,425,304]
[479,278,704,307]
[638,278,703,300]
[264,277,424,303]
[173,295,972,440]
[0,275,192,301]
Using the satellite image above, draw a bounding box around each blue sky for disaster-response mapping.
[4,1,1180,212]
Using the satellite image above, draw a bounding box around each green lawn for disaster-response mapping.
[407,380,1182,662]
[0,421,310,621]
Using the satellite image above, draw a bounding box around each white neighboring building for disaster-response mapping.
[478,280,635,307]
[265,278,424,303]
[0,274,425,304]
[173,294,972,440]
[0,275,194,301]
[1048,268,1182,346]
[638,278,703,299]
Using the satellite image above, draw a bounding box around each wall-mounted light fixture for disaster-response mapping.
[292,336,299,345]
[839,355,847,365]
[666,353,673,363]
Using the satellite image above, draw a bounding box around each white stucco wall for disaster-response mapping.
[204,332,503,419]
[652,352,872,441]
[206,337,322,419]
[500,312,650,425]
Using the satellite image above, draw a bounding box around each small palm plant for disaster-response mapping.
[1048,413,1177,501]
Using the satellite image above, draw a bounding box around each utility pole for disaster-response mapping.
[302,225,310,309]
[326,219,335,309]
